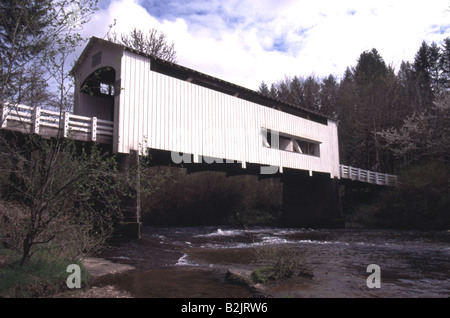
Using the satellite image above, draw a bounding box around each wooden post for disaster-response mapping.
[1,104,8,128]
[63,112,70,138]
[32,106,40,134]
[91,117,97,141]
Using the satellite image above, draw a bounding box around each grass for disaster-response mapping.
[250,245,314,285]
[0,247,89,298]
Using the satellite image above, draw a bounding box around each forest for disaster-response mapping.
[258,42,449,174]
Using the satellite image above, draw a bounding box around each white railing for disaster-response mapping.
[0,104,113,143]
[339,164,398,187]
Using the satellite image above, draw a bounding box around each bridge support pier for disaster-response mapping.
[282,171,344,228]
[117,150,142,239]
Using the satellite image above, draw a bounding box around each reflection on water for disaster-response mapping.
[97,226,450,298]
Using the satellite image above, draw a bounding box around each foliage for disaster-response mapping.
[108,27,177,63]
[251,245,313,284]
[377,92,450,168]
[141,169,282,226]
[0,0,99,110]
[344,161,450,229]
[0,249,89,297]
[259,37,450,175]
[378,161,450,229]
[0,136,130,265]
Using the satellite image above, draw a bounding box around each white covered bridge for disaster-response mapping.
[0,37,397,235]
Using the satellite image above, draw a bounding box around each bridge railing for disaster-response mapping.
[0,104,114,144]
[339,164,398,187]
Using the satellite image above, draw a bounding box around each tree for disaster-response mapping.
[258,81,270,95]
[377,92,450,167]
[413,41,434,109]
[289,76,304,106]
[319,75,339,117]
[439,37,450,90]
[108,27,177,63]
[0,0,52,107]
[301,75,321,112]
[0,0,137,266]
[0,0,98,110]
[336,67,359,166]
[397,61,419,114]
[428,42,441,95]
[354,48,387,87]
[0,138,129,265]
[347,49,390,171]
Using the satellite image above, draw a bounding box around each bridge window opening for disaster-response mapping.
[279,136,293,152]
[100,83,114,96]
[78,66,116,121]
[80,67,115,97]
[262,128,320,157]
[296,139,320,157]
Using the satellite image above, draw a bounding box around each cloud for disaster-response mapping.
[81,0,450,90]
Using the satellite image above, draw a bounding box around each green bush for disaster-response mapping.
[345,161,450,229]
[251,245,313,284]
[0,250,89,298]
[378,161,450,229]
[141,168,282,226]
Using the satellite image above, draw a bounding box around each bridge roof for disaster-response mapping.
[72,37,332,125]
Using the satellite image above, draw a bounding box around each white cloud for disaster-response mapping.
[81,0,450,90]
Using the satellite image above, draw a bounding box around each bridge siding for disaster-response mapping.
[115,49,340,177]
[70,39,339,178]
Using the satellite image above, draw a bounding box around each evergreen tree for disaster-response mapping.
[319,74,339,117]
[352,49,389,171]
[428,42,441,95]
[301,75,321,112]
[258,81,270,95]
[0,0,52,105]
[398,61,419,113]
[413,41,434,109]
[289,76,303,106]
[439,37,450,91]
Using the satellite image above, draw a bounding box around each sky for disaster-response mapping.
[80,0,450,90]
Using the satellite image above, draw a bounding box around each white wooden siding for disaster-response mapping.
[117,50,340,177]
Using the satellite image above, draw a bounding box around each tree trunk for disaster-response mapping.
[20,236,32,266]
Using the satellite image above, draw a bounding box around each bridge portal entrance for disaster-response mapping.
[77,66,116,121]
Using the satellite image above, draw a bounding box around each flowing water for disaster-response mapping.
[95,226,450,298]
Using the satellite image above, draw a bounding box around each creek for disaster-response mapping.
[94,226,450,298]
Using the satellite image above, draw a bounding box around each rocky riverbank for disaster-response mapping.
[53,257,135,298]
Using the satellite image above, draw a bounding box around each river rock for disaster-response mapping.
[225,268,254,286]
[225,268,269,298]
[82,257,135,278]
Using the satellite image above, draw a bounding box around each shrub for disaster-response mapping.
[251,245,313,284]
[141,168,282,226]
[0,250,89,298]
[378,161,450,229]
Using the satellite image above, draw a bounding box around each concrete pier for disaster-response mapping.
[118,150,142,239]
[282,170,343,228]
